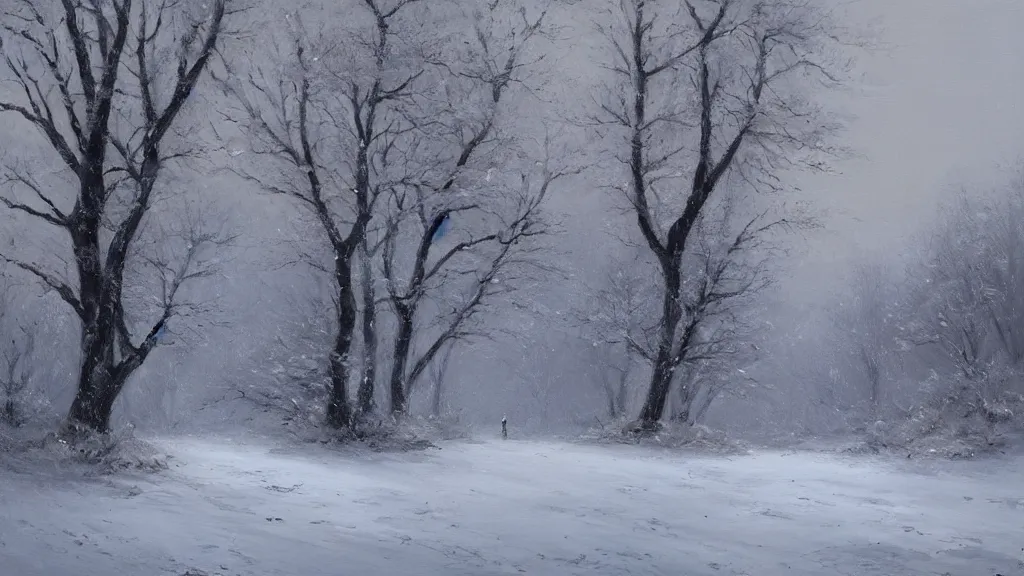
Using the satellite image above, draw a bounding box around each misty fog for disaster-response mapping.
[1,0,1023,574]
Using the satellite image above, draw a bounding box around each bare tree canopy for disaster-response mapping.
[218,0,431,428]
[0,273,37,427]
[828,178,1024,452]
[827,261,907,427]
[588,0,847,431]
[220,0,579,426]
[377,0,564,415]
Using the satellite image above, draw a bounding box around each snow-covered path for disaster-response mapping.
[1,437,1022,576]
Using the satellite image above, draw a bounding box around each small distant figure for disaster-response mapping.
[501,415,508,440]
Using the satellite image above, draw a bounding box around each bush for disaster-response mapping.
[0,422,168,476]
[303,415,462,452]
[871,370,1023,459]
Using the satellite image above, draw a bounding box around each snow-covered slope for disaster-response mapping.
[1,438,1021,575]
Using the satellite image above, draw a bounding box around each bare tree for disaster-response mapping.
[428,340,455,418]
[229,279,338,428]
[594,341,632,419]
[978,190,1024,367]
[353,242,373,415]
[376,1,566,414]
[667,203,781,425]
[217,0,424,428]
[0,276,35,427]
[0,0,231,433]
[830,262,906,424]
[383,142,577,413]
[585,204,786,428]
[0,327,33,428]
[574,265,656,419]
[671,369,718,426]
[589,0,846,430]
[905,193,1004,380]
[899,185,1024,429]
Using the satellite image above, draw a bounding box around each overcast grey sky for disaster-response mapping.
[787,0,1024,301]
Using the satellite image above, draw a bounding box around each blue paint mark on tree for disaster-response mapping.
[433,213,451,241]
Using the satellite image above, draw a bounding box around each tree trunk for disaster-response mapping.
[388,309,414,414]
[639,358,674,428]
[861,346,881,420]
[65,358,125,434]
[430,342,454,418]
[636,265,683,428]
[431,371,443,418]
[616,366,629,418]
[357,244,376,415]
[3,398,18,427]
[326,259,357,428]
[675,402,692,425]
[66,371,112,432]
[675,376,698,425]
[692,388,716,426]
[64,173,156,434]
[62,254,163,434]
[63,186,109,431]
[606,384,618,419]
[66,294,116,432]
[65,315,149,434]
[869,376,880,421]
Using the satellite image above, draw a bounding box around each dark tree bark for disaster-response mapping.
[0,0,229,433]
[357,240,378,416]
[388,304,414,413]
[326,254,359,428]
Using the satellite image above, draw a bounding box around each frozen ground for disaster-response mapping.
[1,436,1022,576]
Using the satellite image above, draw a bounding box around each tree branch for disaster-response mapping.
[0,254,83,319]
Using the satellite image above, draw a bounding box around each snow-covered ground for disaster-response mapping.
[1,436,1022,576]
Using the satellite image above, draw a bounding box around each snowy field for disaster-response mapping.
[1,436,1022,576]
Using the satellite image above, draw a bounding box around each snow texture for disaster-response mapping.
[1,437,1022,576]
